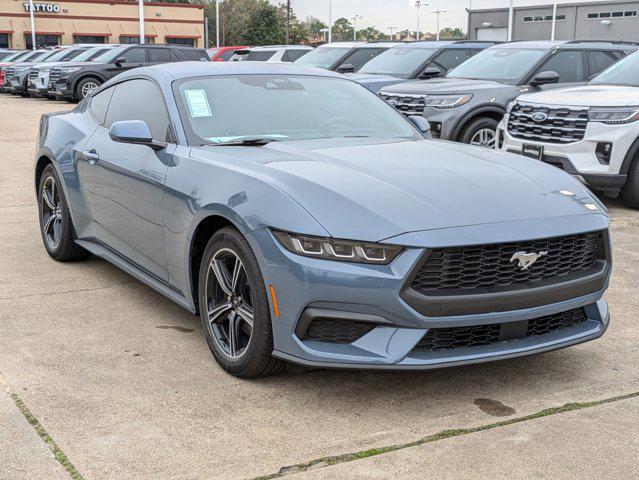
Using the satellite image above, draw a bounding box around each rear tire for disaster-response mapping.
[621,157,639,209]
[37,164,90,262]
[459,117,499,148]
[198,227,283,378]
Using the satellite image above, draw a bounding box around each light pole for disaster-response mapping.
[387,25,398,41]
[350,14,362,41]
[414,1,428,41]
[285,0,291,44]
[27,0,36,49]
[507,0,514,41]
[138,0,145,44]
[216,0,220,47]
[328,0,332,43]
[550,0,558,40]
[432,10,446,41]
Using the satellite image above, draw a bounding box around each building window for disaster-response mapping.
[588,11,636,19]
[165,37,195,46]
[25,34,60,49]
[119,35,155,44]
[0,33,9,48]
[523,14,565,22]
[73,35,107,44]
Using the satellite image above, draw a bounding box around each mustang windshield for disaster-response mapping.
[176,75,418,145]
[358,47,437,78]
[447,48,547,84]
[590,51,639,87]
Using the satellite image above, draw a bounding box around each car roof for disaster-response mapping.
[119,61,345,81]
[497,40,636,51]
[355,42,401,49]
[246,45,313,51]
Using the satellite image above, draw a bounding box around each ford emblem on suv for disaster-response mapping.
[531,112,548,122]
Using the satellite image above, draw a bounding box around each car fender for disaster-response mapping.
[450,103,507,141]
[69,71,108,91]
[620,134,639,175]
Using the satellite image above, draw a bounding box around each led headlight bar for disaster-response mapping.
[272,230,402,265]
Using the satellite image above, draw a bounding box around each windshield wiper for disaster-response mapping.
[208,136,283,146]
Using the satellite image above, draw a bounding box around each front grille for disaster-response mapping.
[29,68,38,80]
[303,318,376,344]
[379,92,426,116]
[4,66,14,83]
[413,308,588,352]
[507,102,589,144]
[409,231,603,296]
[48,68,62,86]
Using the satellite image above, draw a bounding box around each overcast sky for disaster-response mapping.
[269,0,605,34]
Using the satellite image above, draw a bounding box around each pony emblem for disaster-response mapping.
[510,251,548,270]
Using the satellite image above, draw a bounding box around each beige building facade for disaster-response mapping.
[0,0,205,49]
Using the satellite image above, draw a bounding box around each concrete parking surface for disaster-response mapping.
[0,95,637,480]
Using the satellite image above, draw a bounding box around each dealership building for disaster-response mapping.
[468,0,639,41]
[0,0,205,49]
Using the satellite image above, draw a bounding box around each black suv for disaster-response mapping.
[380,41,638,147]
[48,44,209,102]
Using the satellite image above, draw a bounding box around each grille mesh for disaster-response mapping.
[413,308,588,352]
[28,68,38,80]
[303,318,376,344]
[410,231,602,295]
[507,103,589,144]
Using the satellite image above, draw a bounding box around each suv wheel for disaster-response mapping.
[621,157,639,209]
[38,164,90,261]
[75,77,101,101]
[198,227,284,378]
[460,117,499,148]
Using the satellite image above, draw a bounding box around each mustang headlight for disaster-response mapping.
[589,107,639,124]
[425,94,473,109]
[272,230,402,265]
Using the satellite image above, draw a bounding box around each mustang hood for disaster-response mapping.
[193,139,605,242]
[381,77,509,95]
[518,85,639,107]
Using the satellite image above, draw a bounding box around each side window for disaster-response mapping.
[218,49,236,61]
[148,48,171,63]
[432,49,468,72]
[282,49,309,62]
[535,50,585,83]
[120,47,146,64]
[105,79,172,142]
[89,87,114,124]
[338,48,385,71]
[588,50,622,76]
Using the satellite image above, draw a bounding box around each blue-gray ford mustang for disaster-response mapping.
[35,62,611,378]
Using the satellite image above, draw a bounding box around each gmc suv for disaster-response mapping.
[498,50,639,208]
[347,41,497,93]
[48,43,209,102]
[380,41,637,147]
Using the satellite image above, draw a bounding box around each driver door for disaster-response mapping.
[80,79,174,280]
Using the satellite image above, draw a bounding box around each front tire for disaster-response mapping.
[198,227,283,378]
[75,77,101,101]
[621,157,639,209]
[459,117,499,148]
[37,164,90,261]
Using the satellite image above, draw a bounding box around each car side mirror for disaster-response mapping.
[529,70,560,87]
[418,67,442,79]
[408,115,432,138]
[114,57,126,67]
[109,120,166,150]
[336,63,356,74]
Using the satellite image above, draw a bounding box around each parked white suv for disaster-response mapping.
[497,51,639,208]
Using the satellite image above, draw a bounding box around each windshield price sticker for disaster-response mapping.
[185,89,212,118]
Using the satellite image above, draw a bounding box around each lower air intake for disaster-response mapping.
[303,318,376,344]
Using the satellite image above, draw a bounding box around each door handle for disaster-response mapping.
[83,149,100,165]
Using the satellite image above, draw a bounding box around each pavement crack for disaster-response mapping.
[0,281,135,301]
[1,375,84,480]
[251,391,639,479]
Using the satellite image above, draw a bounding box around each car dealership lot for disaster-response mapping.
[1,95,638,479]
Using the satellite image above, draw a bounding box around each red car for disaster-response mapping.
[207,46,248,62]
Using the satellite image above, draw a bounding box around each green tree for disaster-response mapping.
[245,2,284,45]
[356,26,388,41]
[439,27,466,39]
[277,3,309,44]
[331,17,353,41]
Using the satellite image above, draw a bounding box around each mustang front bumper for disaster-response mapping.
[246,214,611,370]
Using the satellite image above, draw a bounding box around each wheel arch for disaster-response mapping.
[451,105,506,142]
[620,135,639,175]
[35,154,53,191]
[70,73,106,93]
